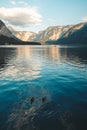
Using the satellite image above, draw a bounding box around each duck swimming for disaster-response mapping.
[30,96,35,104]
[42,96,46,103]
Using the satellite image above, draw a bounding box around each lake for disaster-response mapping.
[0,45,87,130]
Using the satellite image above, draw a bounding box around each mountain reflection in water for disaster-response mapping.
[0,46,87,130]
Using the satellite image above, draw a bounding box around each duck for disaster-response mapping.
[42,96,46,103]
[30,96,35,104]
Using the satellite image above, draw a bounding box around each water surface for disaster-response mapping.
[0,45,87,130]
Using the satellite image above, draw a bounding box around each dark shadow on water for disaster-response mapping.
[5,101,75,130]
[59,46,87,64]
[0,48,16,69]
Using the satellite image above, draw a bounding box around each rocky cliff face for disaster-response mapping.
[0,20,16,39]
[7,26,37,42]
[15,31,37,41]
[33,25,72,44]
[55,22,87,45]
[0,20,21,44]
[0,20,5,29]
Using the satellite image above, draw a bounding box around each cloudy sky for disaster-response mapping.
[0,0,87,32]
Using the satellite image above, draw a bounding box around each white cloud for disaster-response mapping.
[82,17,87,22]
[0,7,42,29]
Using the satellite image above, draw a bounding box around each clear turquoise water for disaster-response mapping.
[0,46,87,130]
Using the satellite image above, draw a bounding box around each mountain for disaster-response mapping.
[4,20,87,45]
[0,20,21,44]
[54,22,87,45]
[0,20,41,45]
[33,25,72,44]
[7,26,37,42]
[32,22,87,45]
[8,25,72,44]
[15,31,37,41]
[7,26,16,35]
